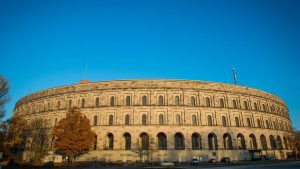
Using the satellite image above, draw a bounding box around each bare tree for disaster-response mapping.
[26,119,50,162]
[132,137,155,164]
[0,120,9,153]
[0,76,9,160]
[0,76,9,122]
[292,128,300,159]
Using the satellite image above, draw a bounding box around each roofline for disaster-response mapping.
[15,79,285,106]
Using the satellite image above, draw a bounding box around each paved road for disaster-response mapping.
[220,161,299,169]
[180,161,300,169]
[99,161,300,169]
[84,161,300,169]
[2,161,300,169]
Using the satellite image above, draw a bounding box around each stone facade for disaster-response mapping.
[13,80,293,162]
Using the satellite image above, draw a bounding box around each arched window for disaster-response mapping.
[39,105,44,112]
[207,115,212,126]
[277,136,283,149]
[126,96,131,106]
[237,134,246,150]
[244,101,248,110]
[142,114,147,125]
[175,96,180,105]
[270,135,276,150]
[159,114,164,125]
[235,117,240,127]
[95,97,100,107]
[219,98,225,108]
[140,133,149,150]
[176,114,181,125]
[110,96,115,106]
[233,99,237,109]
[125,114,130,125]
[208,133,218,150]
[289,137,293,149]
[223,133,233,150]
[142,96,147,106]
[93,115,97,126]
[157,133,167,150]
[109,115,113,125]
[69,100,72,108]
[107,133,114,149]
[249,134,258,149]
[191,96,196,106]
[247,118,251,127]
[262,104,267,112]
[288,137,293,149]
[94,135,97,150]
[47,102,50,111]
[158,96,164,106]
[269,106,273,113]
[44,104,48,111]
[192,133,202,150]
[273,121,276,129]
[265,120,269,128]
[254,102,258,110]
[205,97,211,107]
[272,121,277,129]
[57,101,61,110]
[124,133,131,150]
[257,119,261,128]
[222,116,227,126]
[174,133,185,150]
[192,115,197,125]
[283,137,288,150]
[260,134,267,150]
[81,98,85,108]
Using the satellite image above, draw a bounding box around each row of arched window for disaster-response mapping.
[218,115,288,130]
[81,96,286,114]
[21,95,288,119]
[91,113,290,131]
[93,114,169,126]
[95,132,292,151]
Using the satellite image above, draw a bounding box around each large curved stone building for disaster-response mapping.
[13,80,293,162]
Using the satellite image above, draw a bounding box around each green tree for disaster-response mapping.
[51,108,96,162]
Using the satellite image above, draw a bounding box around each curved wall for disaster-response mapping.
[14,80,293,162]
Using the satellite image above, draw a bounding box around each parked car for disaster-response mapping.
[7,159,20,167]
[42,161,54,168]
[221,157,230,163]
[267,156,276,160]
[191,158,200,165]
[208,159,217,163]
[286,154,295,159]
[160,161,174,167]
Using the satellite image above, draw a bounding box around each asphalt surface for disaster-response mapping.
[1,161,300,169]
[190,161,300,169]
[95,161,300,169]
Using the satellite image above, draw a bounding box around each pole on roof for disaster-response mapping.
[232,67,237,85]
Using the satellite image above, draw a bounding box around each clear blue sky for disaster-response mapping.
[0,0,299,129]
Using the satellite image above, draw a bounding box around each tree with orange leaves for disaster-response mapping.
[51,108,96,162]
[3,116,28,159]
